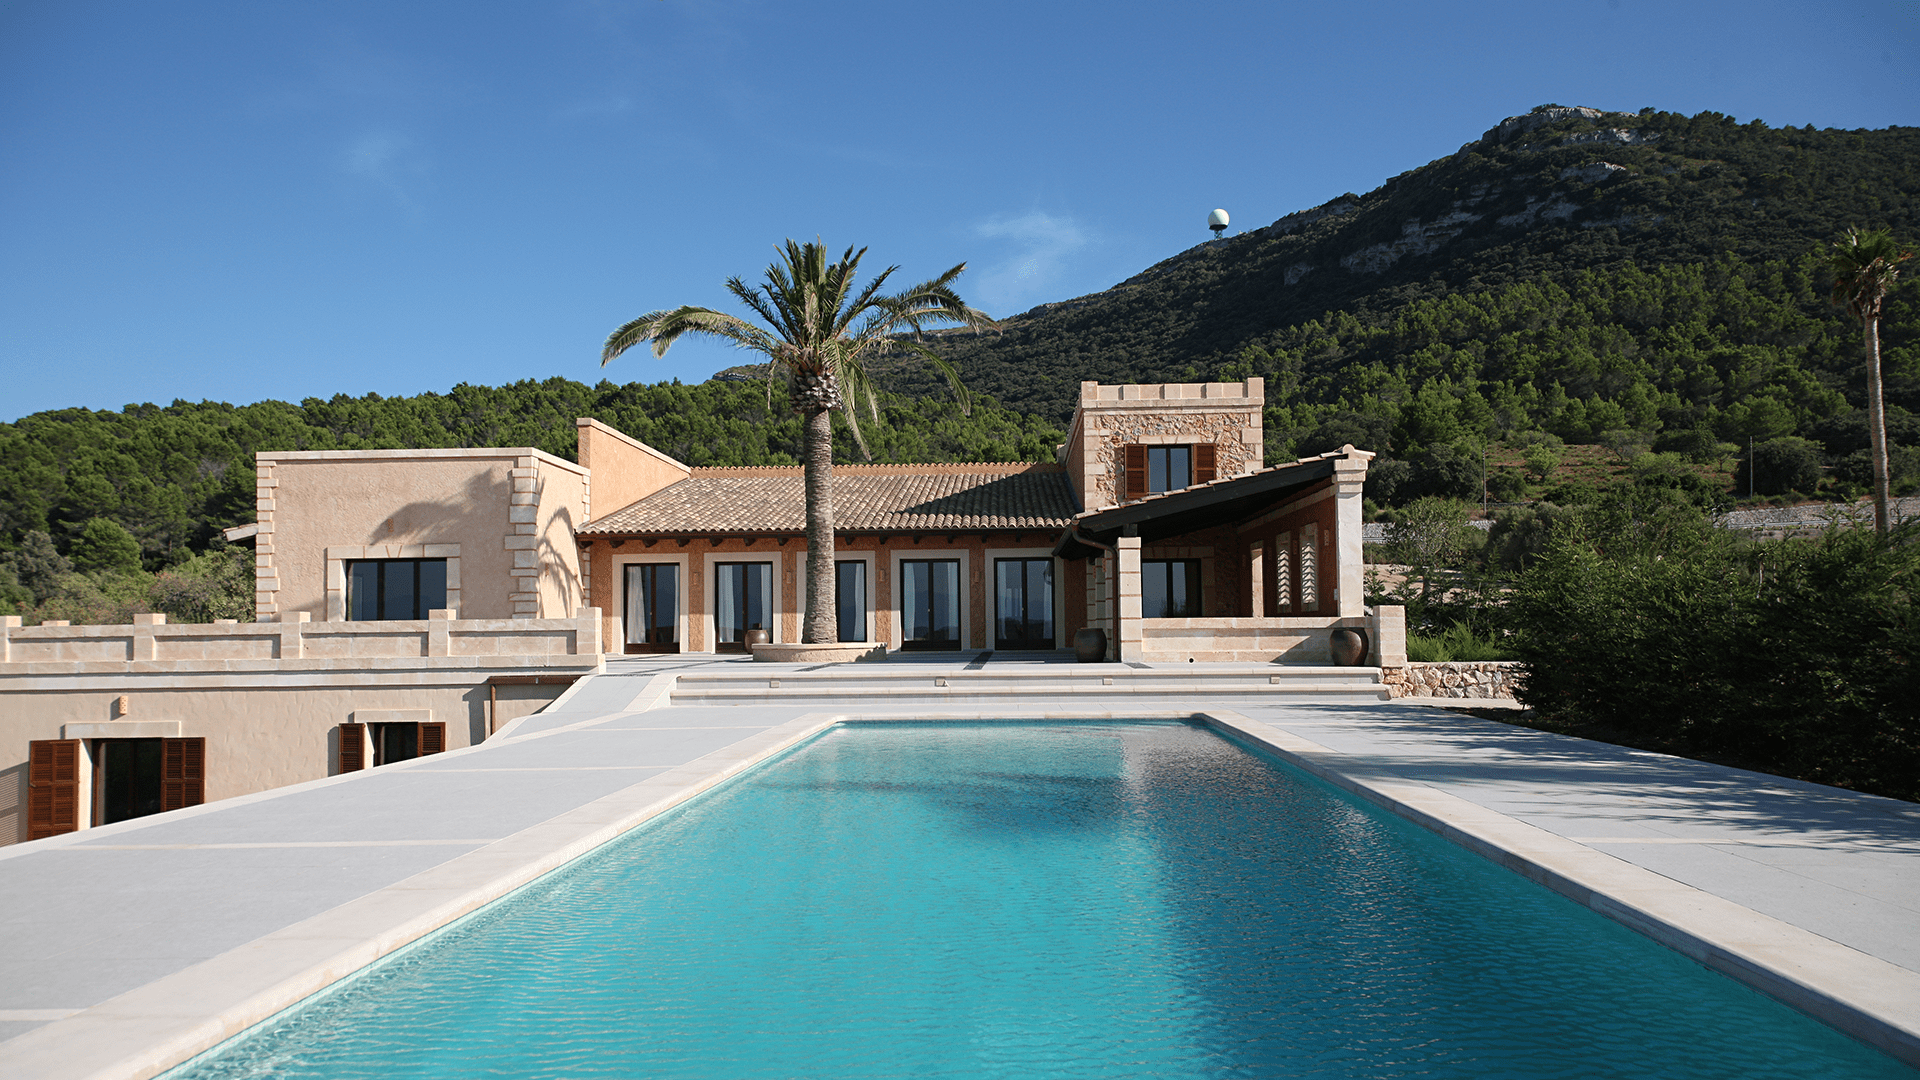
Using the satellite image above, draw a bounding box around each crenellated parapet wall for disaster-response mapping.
[0,609,602,672]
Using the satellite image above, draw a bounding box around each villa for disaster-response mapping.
[0,377,1398,846]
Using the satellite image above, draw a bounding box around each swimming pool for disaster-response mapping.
[164,721,1913,1078]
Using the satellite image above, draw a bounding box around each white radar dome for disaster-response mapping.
[1208,208,1230,228]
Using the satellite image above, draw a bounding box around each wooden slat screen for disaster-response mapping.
[1124,445,1147,499]
[1193,444,1217,484]
[27,739,81,841]
[338,722,366,773]
[160,738,205,812]
[419,722,446,756]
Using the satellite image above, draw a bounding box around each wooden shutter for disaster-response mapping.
[338,723,366,772]
[1193,444,1217,484]
[419,722,446,756]
[27,739,81,841]
[1124,445,1147,499]
[160,738,205,812]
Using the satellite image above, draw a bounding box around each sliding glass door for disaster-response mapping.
[622,564,679,653]
[715,562,773,651]
[994,558,1054,650]
[835,561,867,643]
[899,559,961,650]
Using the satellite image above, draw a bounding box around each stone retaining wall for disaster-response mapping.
[1382,660,1522,699]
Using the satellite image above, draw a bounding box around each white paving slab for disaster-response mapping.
[0,665,1914,1078]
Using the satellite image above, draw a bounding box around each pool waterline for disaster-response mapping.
[152,714,1920,1078]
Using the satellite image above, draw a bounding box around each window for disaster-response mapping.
[1298,523,1319,612]
[337,722,446,772]
[836,561,867,643]
[98,738,163,825]
[27,738,204,839]
[1124,444,1218,498]
[1142,559,1203,618]
[347,559,447,620]
[900,559,961,649]
[994,558,1054,650]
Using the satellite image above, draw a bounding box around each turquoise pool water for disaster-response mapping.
[168,722,1912,1079]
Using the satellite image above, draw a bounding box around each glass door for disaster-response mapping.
[715,562,773,652]
[623,564,680,653]
[836,561,867,643]
[994,558,1054,650]
[900,559,961,650]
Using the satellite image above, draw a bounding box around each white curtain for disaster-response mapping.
[717,565,738,642]
[624,566,645,645]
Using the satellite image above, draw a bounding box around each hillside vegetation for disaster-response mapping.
[5,104,1916,599]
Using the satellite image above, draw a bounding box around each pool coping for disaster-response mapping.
[4,709,1916,1078]
[1200,709,1920,1069]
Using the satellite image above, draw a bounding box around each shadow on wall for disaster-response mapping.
[539,502,582,618]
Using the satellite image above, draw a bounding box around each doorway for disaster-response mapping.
[994,558,1055,650]
[714,561,773,652]
[900,559,961,650]
[97,738,163,826]
[623,563,681,653]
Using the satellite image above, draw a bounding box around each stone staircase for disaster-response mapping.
[668,663,1391,708]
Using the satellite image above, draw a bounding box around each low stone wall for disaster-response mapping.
[1139,607,1407,665]
[1382,661,1523,699]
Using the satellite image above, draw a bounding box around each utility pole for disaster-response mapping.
[1749,436,1754,499]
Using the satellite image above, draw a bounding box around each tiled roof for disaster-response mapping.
[579,465,1078,534]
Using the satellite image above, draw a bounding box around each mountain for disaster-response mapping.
[873,105,1919,449]
[6,105,1917,579]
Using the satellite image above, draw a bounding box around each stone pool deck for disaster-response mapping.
[2,652,1916,1078]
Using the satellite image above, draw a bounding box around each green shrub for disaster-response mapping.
[1406,623,1519,662]
[1510,514,1920,801]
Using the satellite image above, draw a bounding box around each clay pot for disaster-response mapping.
[744,628,771,647]
[1072,628,1109,663]
[1329,627,1370,667]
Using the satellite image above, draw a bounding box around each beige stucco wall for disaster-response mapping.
[576,418,690,519]
[0,679,572,847]
[0,612,601,847]
[528,454,590,619]
[255,448,586,622]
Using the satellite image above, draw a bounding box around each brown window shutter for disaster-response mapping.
[1193,444,1217,484]
[337,722,366,773]
[27,739,81,841]
[160,738,206,812]
[1124,445,1147,498]
[419,722,446,756]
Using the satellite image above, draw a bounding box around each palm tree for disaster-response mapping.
[1829,227,1913,536]
[603,240,992,643]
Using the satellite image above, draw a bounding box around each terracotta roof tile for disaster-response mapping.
[580,465,1078,534]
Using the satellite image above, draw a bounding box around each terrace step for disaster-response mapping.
[669,665,1391,706]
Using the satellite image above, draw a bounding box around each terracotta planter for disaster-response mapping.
[1329,627,1369,667]
[1072,628,1108,663]
[743,628,771,647]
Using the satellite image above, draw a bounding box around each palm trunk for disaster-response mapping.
[1865,314,1891,537]
[801,405,838,642]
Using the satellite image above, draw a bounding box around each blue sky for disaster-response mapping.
[2,0,1915,421]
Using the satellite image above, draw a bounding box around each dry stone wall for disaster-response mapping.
[1382,661,1522,700]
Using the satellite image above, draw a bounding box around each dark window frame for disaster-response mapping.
[1142,558,1204,618]
[346,559,447,621]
